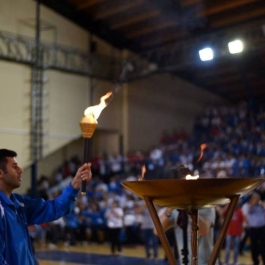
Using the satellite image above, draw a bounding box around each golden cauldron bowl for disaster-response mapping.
[121,178,265,265]
[121,178,264,210]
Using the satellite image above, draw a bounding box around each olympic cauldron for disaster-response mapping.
[121,177,264,265]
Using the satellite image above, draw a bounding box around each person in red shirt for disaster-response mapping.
[223,202,245,265]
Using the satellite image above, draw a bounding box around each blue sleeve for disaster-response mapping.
[22,184,79,225]
[0,217,8,265]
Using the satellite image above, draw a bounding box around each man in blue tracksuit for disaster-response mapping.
[0,149,92,265]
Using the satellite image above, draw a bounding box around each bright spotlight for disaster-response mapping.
[228,40,244,54]
[199,48,214,61]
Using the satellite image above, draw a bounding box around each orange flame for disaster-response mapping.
[185,144,207,180]
[84,92,113,122]
[197,143,207,163]
[139,165,146,181]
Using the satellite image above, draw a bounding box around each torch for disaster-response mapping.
[79,92,113,195]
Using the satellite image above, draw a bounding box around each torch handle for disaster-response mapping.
[81,138,92,195]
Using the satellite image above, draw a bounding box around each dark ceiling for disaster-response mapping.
[41,0,265,103]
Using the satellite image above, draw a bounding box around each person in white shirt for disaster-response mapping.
[105,201,124,255]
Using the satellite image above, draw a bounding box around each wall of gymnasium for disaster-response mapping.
[0,0,226,194]
[127,74,226,152]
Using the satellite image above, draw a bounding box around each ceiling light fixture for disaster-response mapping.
[228,40,244,54]
[199,48,214,61]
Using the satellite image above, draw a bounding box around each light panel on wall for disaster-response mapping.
[228,40,244,54]
[199,48,214,61]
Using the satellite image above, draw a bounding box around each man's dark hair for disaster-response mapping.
[0,149,17,173]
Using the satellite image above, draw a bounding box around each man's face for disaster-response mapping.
[0,157,23,189]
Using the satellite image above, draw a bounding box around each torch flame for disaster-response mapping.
[185,144,207,180]
[197,143,207,163]
[139,165,146,181]
[84,92,113,121]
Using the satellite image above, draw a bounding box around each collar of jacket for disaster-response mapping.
[0,190,24,210]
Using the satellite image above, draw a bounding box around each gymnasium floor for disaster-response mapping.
[36,243,253,265]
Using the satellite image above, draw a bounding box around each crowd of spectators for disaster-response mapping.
[30,101,265,263]
[160,101,265,179]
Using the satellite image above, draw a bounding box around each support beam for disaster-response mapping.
[200,0,258,17]
[111,10,160,30]
[94,1,145,20]
[127,20,176,39]
[212,5,265,27]
[77,0,104,10]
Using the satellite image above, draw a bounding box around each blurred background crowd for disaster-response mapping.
[29,101,265,264]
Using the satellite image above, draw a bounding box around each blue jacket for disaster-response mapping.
[0,184,79,265]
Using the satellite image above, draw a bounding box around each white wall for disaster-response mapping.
[0,0,89,49]
[127,73,226,151]
[43,70,89,156]
[0,62,32,166]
